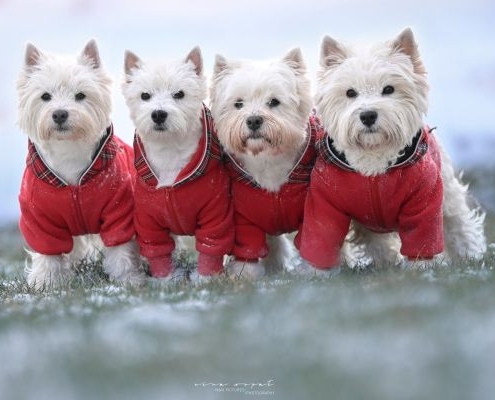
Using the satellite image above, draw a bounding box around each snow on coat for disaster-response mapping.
[299,127,444,268]
[133,105,234,260]
[19,126,135,255]
[225,116,320,260]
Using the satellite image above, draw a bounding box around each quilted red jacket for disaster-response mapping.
[299,127,444,268]
[133,105,234,261]
[226,116,320,260]
[19,126,135,255]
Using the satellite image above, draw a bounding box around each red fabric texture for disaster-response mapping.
[299,128,444,268]
[19,129,135,255]
[133,106,234,274]
[226,116,320,260]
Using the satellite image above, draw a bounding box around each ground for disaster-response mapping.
[1,168,494,400]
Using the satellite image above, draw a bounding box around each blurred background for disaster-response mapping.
[1,0,495,225]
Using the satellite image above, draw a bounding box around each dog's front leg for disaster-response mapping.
[102,239,146,286]
[26,252,73,290]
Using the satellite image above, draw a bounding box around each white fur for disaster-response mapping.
[317,29,428,177]
[316,28,486,266]
[17,40,145,289]
[210,48,312,193]
[122,47,205,187]
[211,49,321,278]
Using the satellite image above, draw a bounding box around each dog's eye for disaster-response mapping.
[382,85,395,95]
[268,98,280,108]
[41,92,52,101]
[75,92,86,101]
[346,89,358,98]
[141,92,151,101]
[173,90,185,99]
[234,100,243,110]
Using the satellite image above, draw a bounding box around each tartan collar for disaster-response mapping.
[134,104,220,188]
[27,125,116,187]
[319,126,431,172]
[227,116,319,188]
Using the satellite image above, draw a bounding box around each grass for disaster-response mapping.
[1,167,495,400]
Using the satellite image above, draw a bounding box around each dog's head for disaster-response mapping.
[210,49,312,157]
[16,40,112,144]
[316,28,429,158]
[122,47,206,141]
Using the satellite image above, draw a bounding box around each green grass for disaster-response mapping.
[1,168,495,400]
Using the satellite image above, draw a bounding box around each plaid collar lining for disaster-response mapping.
[27,125,116,187]
[134,104,221,188]
[318,126,431,172]
[227,116,319,189]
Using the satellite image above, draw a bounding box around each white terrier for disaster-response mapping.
[299,28,486,271]
[122,47,234,282]
[210,48,341,279]
[16,40,145,289]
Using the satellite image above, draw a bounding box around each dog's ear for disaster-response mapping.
[24,43,42,69]
[283,48,306,73]
[80,39,101,69]
[213,54,229,75]
[124,50,142,79]
[320,35,347,68]
[185,46,203,76]
[391,27,426,75]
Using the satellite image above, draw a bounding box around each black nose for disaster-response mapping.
[151,110,168,124]
[52,109,68,125]
[246,115,264,131]
[360,110,378,127]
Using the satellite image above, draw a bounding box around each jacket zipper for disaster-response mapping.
[274,192,283,233]
[369,177,386,229]
[72,186,88,234]
[164,189,184,233]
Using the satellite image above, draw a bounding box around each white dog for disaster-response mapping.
[210,48,347,279]
[122,47,234,282]
[299,28,486,271]
[16,40,145,289]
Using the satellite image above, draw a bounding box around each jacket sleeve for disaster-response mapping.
[232,212,269,260]
[298,166,351,268]
[100,173,135,248]
[133,187,175,259]
[398,164,444,259]
[195,172,234,256]
[19,191,73,255]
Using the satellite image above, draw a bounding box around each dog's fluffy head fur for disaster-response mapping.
[122,47,206,141]
[16,40,112,145]
[210,48,312,157]
[316,28,429,175]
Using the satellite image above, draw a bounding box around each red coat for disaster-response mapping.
[226,116,320,260]
[299,127,444,268]
[19,126,135,255]
[133,105,234,260]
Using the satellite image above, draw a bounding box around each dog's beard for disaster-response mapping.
[218,113,306,157]
[36,109,106,143]
[332,106,422,153]
[132,107,201,143]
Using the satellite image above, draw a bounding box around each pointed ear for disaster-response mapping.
[25,43,42,68]
[80,39,101,69]
[282,48,306,73]
[213,54,229,75]
[320,35,347,68]
[391,27,426,74]
[124,50,142,77]
[185,46,203,75]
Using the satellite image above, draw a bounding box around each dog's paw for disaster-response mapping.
[291,259,341,279]
[189,269,223,285]
[226,259,266,281]
[26,253,72,290]
[402,258,436,270]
